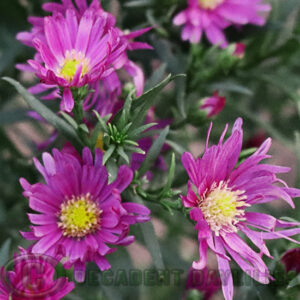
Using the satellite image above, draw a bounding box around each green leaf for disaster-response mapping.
[131,74,184,129]
[78,123,89,134]
[116,146,129,164]
[279,216,299,223]
[175,76,187,118]
[161,153,176,195]
[60,112,78,129]
[165,140,187,155]
[134,195,165,270]
[288,273,300,289]
[125,145,145,155]
[145,63,167,91]
[138,126,169,176]
[93,110,109,133]
[117,90,134,129]
[210,81,253,96]
[0,239,11,265]
[103,144,116,165]
[128,122,158,138]
[124,0,151,7]
[238,148,257,165]
[2,77,82,147]
[124,139,139,146]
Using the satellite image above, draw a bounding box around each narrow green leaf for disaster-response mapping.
[93,110,109,133]
[175,76,187,118]
[279,216,299,223]
[210,81,253,96]
[134,195,165,270]
[131,74,184,129]
[288,273,300,289]
[106,159,118,183]
[78,123,89,134]
[125,145,146,155]
[121,122,132,134]
[162,153,176,195]
[0,239,11,265]
[117,90,134,128]
[145,63,167,90]
[124,139,139,146]
[124,0,151,7]
[103,144,116,165]
[117,146,129,164]
[129,122,158,138]
[139,126,169,176]
[165,140,187,155]
[60,112,78,129]
[2,77,82,147]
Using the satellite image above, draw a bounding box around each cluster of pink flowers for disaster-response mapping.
[17,0,152,112]
[173,0,271,46]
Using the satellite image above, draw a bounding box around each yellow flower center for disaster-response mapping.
[199,181,248,235]
[198,0,224,9]
[58,50,90,82]
[58,194,102,239]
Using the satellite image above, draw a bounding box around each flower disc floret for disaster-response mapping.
[198,0,224,9]
[199,181,248,235]
[58,194,102,238]
[58,50,90,82]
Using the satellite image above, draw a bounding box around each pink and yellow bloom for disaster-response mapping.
[20,147,150,282]
[173,0,271,46]
[16,0,152,113]
[28,7,126,112]
[0,248,74,299]
[181,118,300,300]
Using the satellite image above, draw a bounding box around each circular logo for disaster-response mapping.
[1,253,68,298]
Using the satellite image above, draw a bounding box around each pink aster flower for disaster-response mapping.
[43,0,153,97]
[0,248,74,299]
[16,0,152,113]
[173,0,271,46]
[27,7,126,112]
[20,147,150,282]
[200,91,225,118]
[181,118,300,300]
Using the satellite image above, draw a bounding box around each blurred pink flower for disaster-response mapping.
[200,91,225,118]
[281,248,300,274]
[173,0,271,46]
[233,43,246,58]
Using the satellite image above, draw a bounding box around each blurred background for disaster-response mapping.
[0,0,300,299]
